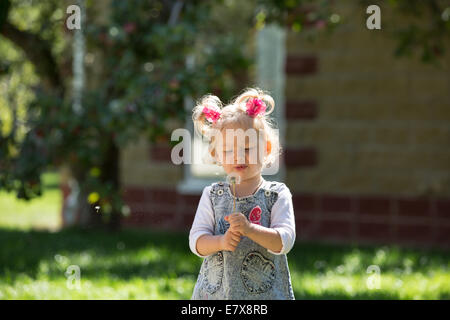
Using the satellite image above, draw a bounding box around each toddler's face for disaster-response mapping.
[213,124,266,183]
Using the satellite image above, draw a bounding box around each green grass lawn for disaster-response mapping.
[0,172,61,231]
[0,173,449,299]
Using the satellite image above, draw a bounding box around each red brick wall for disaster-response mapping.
[120,185,450,250]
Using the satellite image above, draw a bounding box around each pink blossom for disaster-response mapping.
[245,98,266,117]
[169,79,179,89]
[315,20,326,30]
[123,22,137,34]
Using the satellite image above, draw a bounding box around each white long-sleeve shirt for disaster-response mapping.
[189,182,296,258]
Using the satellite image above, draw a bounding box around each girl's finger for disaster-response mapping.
[230,229,242,237]
[231,233,241,241]
[230,224,241,232]
[230,212,242,219]
[229,221,238,226]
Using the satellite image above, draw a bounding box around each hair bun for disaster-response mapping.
[192,94,223,138]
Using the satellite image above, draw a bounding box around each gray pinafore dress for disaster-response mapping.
[191,180,295,300]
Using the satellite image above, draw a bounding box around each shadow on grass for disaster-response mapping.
[0,226,449,299]
[0,226,199,280]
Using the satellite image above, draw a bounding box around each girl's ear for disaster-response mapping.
[210,148,221,165]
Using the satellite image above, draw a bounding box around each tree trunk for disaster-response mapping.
[1,21,63,94]
[77,188,103,228]
[60,170,103,229]
[101,138,122,232]
[61,146,122,231]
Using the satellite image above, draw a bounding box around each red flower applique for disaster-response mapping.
[249,206,262,225]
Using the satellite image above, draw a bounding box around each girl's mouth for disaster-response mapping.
[234,165,248,171]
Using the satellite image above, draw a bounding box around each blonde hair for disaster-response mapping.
[192,87,280,167]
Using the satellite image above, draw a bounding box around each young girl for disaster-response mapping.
[189,87,296,300]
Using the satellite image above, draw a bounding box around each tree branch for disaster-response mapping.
[168,0,184,26]
[0,21,64,94]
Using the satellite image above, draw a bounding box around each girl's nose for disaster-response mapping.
[234,148,246,164]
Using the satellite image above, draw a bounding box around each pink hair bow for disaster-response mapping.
[246,98,266,117]
[202,106,221,124]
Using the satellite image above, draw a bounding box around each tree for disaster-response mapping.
[0,0,263,230]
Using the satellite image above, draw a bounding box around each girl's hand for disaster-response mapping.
[220,228,241,252]
[225,213,253,237]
